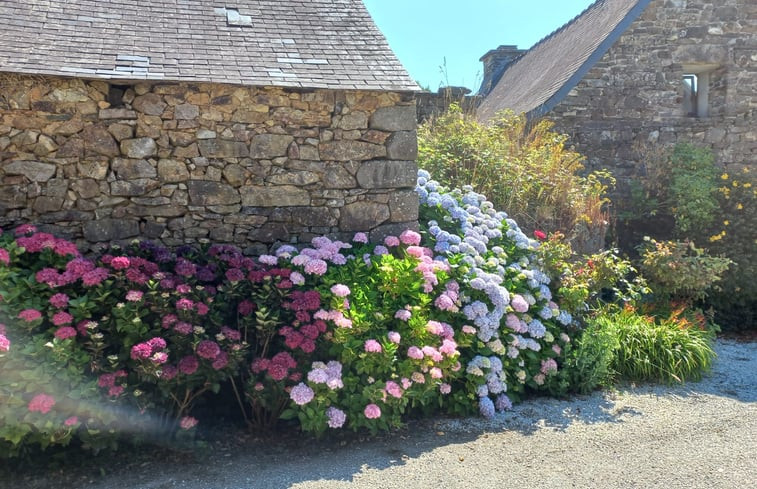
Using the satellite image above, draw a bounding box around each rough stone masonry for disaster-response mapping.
[0,75,420,252]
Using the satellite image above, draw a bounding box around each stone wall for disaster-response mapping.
[416,87,480,123]
[547,0,756,202]
[0,75,419,252]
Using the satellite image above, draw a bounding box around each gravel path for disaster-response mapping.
[5,339,756,489]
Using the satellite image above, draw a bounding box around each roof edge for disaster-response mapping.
[527,0,653,119]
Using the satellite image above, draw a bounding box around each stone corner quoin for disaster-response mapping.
[0,77,420,252]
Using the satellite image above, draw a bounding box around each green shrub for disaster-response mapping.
[537,234,649,318]
[627,142,719,237]
[418,105,614,246]
[704,167,757,329]
[637,237,732,304]
[558,314,620,394]
[608,308,716,383]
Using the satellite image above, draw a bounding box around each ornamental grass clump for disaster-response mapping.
[599,307,716,384]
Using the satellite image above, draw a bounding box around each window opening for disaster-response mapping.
[683,74,698,117]
[108,84,130,107]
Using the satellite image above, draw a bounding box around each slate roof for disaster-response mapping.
[0,0,419,91]
[477,0,651,122]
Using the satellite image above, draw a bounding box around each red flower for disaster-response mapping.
[534,230,547,241]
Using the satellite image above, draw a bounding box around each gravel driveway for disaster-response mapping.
[5,339,756,489]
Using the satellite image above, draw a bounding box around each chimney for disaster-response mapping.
[478,45,525,96]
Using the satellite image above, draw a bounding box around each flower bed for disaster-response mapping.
[0,172,576,456]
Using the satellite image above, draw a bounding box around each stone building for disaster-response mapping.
[0,0,420,252]
[477,0,756,205]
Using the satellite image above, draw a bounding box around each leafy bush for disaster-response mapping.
[418,105,614,248]
[628,142,719,237]
[557,313,620,394]
[537,233,649,318]
[637,237,732,304]
[606,308,716,383]
[704,167,757,329]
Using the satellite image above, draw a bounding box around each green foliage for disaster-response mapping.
[627,142,719,237]
[418,105,614,242]
[637,237,732,303]
[668,144,720,234]
[607,308,716,383]
[557,313,620,395]
[537,234,649,317]
[704,167,757,329]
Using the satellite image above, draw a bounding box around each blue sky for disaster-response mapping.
[362,0,596,92]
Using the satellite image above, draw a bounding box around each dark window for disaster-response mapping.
[108,84,130,107]
[683,74,698,117]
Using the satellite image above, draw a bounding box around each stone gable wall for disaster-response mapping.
[0,75,419,252]
[547,0,756,200]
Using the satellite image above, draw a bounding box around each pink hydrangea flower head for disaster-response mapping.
[212,351,229,370]
[18,309,42,322]
[108,385,125,397]
[439,339,458,356]
[195,303,209,316]
[180,416,198,430]
[399,229,421,246]
[304,259,328,276]
[439,383,452,395]
[28,393,56,414]
[290,271,305,285]
[131,342,152,360]
[54,326,77,340]
[352,232,368,244]
[52,311,73,326]
[178,355,199,375]
[251,358,270,374]
[552,344,562,355]
[225,268,245,282]
[0,248,10,266]
[385,381,403,399]
[387,331,401,344]
[330,284,351,297]
[0,334,10,352]
[161,365,178,381]
[110,256,131,270]
[425,321,444,336]
[125,290,143,302]
[364,403,381,419]
[221,326,242,342]
[259,254,278,266]
[407,346,424,360]
[462,324,477,335]
[383,235,400,247]
[364,339,382,353]
[64,416,78,427]
[196,340,221,360]
[430,367,443,379]
[174,321,193,335]
[290,383,315,405]
[175,298,194,311]
[511,294,530,313]
[541,358,558,375]
[405,246,426,258]
[49,293,70,309]
[14,224,37,236]
[394,309,411,321]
